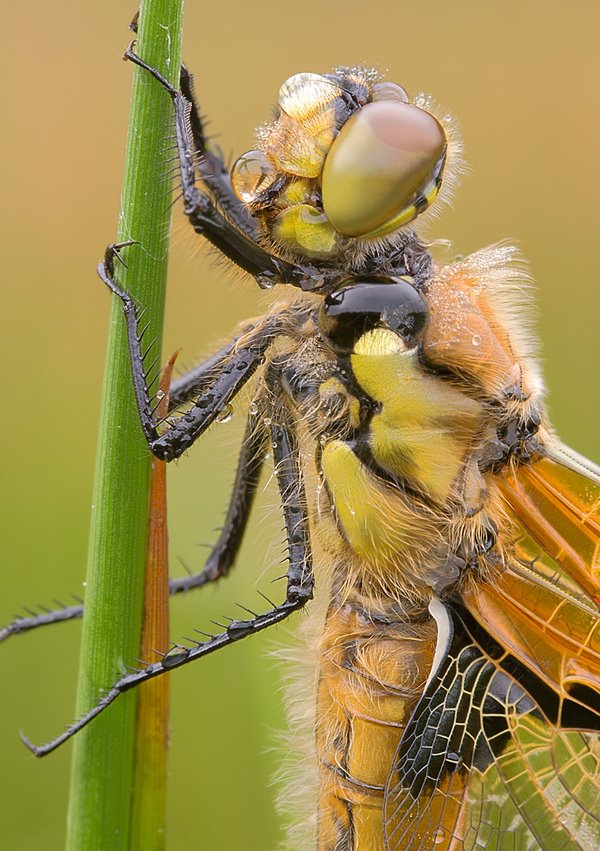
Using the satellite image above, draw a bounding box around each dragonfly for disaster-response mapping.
[4,43,600,851]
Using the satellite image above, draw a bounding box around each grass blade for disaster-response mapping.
[66,3,184,849]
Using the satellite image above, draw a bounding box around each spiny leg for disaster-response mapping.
[0,601,85,643]
[2,255,277,643]
[170,403,268,593]
[1,405,269,640]
[124,44,344,292]
[167,327,257,409]
[127,13,244,227]
[178,64,257,239]
[22,381,313,757]
[98,242,280,461]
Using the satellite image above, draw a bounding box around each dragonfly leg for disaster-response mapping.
[0,602,84,643]
[177,64,261,242]
[1,403,269,640]
[98,242,280,460]
[167,321,260,409]
[170,404,269,593]
[123,44,344,292]
[22,383,313,757]
[128,12,249,237]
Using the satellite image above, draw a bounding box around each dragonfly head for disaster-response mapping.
[231,68,460,261]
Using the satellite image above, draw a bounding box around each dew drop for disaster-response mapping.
[161,645,190,669]
[216,404,233,424]
[263,416,272,426]
[472,334,482,347]
[231,149,277,204]
[156,389,165,401]
[249,401,259,416]
[413,91,432,110]
[256,274,276,290]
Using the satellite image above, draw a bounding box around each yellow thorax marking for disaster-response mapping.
[350,329,483,502]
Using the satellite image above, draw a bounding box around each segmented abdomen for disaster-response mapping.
[316,593,436,850]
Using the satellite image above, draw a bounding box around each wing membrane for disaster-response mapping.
[385,446,600,849]
[463,539,600,707]
[498,443,600,601]
[384,609,600,850]
[464,444,600,709]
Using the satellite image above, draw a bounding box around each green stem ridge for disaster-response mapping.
[66,3,184,849]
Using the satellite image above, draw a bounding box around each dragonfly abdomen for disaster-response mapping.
[315,590,436,850]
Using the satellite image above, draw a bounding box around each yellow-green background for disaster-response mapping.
[1,1,598,848]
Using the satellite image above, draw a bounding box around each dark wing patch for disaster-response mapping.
[383,607,600,850]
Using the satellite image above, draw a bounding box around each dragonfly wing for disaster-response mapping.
[465,443,600,717]
[383,607,600,850]
[385,445,600,849]
[497,442,600,600]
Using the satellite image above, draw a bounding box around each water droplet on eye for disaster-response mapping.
[216,404,233,424]
[472,334,482,347]
[433,828,445,844]
[263,416,272,426]
[249,402,259,416]
[442,113,452,124]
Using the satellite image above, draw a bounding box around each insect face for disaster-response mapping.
[231,69,449,261]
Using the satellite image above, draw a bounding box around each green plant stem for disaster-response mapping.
[66,3,183,849]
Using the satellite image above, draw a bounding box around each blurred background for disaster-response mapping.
[1,1,599,848]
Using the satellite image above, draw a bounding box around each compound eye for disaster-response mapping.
[319,277,428,355]
[321,99,446,238]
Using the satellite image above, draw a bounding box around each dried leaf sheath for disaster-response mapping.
[131,352,179,850]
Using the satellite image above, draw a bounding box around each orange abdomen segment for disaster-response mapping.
[316,596,436,850]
